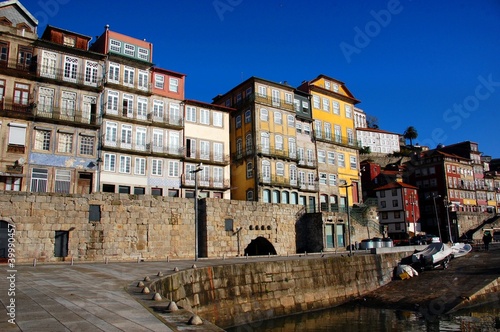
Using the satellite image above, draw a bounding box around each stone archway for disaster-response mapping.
[244,236,277,256]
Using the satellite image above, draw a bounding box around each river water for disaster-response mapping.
[226,301,500,332]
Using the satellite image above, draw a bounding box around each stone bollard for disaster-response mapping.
[137,281,145,287]
[152,293,162,301]
[188,314,203,325]
[144,276,150,282]
[105,257,108,265]
[142,287,150,294]
[174,267,179,272]
[71,257,74,266]
[167,301,179,312]
[157,271,163,277]
[33,258,37,267]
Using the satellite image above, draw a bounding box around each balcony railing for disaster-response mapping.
[37,65,104,88]
[297,158,317,169]
[254,93,294,111]
[258,175,297,188]
[181,175,230,190]
[256,144,297,160]
[102,137,184,157]
[0,101,34,114]
[233,148,254,160]
[298,180,319,192]
[106,77,152,94]
[35,106,97,125]
[314,130,362,149]
[148,113,184,128]
[185,151,230,165]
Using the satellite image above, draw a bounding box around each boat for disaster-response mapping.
[411,242,453,270]
[451,242,472,258]
[396,264,419,279]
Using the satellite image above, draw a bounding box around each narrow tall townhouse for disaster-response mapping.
[0,1,104,194]
[90,26,187,196]
[213,77,318,208]
[297,75,362,211]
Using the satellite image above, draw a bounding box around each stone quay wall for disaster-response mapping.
[0,191,309,263]
[150,252,408,329]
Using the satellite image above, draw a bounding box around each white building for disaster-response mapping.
[356,128,401,155]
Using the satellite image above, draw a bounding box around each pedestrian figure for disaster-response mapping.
[483,232,492,251]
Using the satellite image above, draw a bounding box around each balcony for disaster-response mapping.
[106,78,152,95]
[185,151,230,166]
[258,175,297,189]
[233,147,254,161]
[254,93,294,111]
[314,130,362,149]
[297,158,317,169]
[256,144,297,161]
[298,180,319,193]
[0,101,34,116]
[181,175,230,190]
[148,113,184,129]
[36,65,104,90]
[35,106,98,125]
[102,136,184,158]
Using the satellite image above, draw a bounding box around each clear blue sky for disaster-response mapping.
[21,0,500,157]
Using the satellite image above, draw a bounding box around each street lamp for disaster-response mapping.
[340,180,354,255]
[444,196,453,243]
[432,194,443,242]
[190,163,203,261]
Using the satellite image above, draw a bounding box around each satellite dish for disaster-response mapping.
[17,157,25,165]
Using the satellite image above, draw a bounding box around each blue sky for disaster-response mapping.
[21,0,500,157]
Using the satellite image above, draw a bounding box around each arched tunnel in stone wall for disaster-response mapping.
[244,236,277,256]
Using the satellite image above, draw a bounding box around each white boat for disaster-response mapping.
[412,242,453,270]
[396,264,419,279]
[451,242,472,258]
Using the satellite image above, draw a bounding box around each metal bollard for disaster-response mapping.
[33,258,37,267]
[71,257,74,266]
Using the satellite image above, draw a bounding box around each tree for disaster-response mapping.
[403,126,418,146]
[366,115,379,129]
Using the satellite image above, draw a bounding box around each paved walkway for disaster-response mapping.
[0,253,339,332]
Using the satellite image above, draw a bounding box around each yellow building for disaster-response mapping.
[298,74,362,207]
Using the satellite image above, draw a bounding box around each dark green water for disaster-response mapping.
[226,302,500,332]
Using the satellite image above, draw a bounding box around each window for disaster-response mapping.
[303,124,310,135]
[338,153,345,167]
[153,130,164,150]
[55,169,71,193]
[84,61,98,85]
[119,156,131,173]
[296,122,302,133]
[381,212,388,220]
[290,165,297,185]
[0,41,8,65]
[246,190,254,201]
[184,106,196,123]
[350,155,357,169]
[275,135,283,151]
[58,132,73,153]
[324,123,332,140]
[319,173,327,185]
[124,67,134,85]
[200,109,210,125]
[313,95,320,109]
[61,91,76,117]
[154,74,164,89]
[213,142,223,161]
[260,108,268,121]
[381,201,386,208]
[63,56,78,82]
[31,168,48,193]
[246,162,253,178]
[392,188,398,196]
[134,157,146,175]
[200,140,210,159]
[322,98,330,111]
[327,152,335,164]
[169,78,179,92]
[329,174,337,186]
[137,97,148,118]
[236,138,242,157]
[307,149,314,163]
[333,83,339,92]
[108,63,120,82]
[41,50,57,78]
[105,122,117,144]
[334,125,341,142]
[38,87,54,114]
[213,111,223,127]
[285,93,292,104]
[288,138,296,158]
[394,211,401,219]
[325,81,331,90]
[333,101,340,115]
[258,85,266,97]
[315,120,322,138]
[124,43,135,56]
[169,103,181,123]
[168,161,179,177]
[380,191,386,198]
[121,124,132,145]
[79,135,94,155]
[274,111,282,124]
[136,127,146,149]
[153,100,164,118]
[347,129,354,145]
[287,115,295,127]
[35,129,51,151]
[107,91,118,113]
[393,200,398,207]
[14,83,29,106]
[235,115,242,128]
[262,160,271,182]
[138,47,149,61]
[110,39,121,52]
[152,159,163,176]
[318,150,326,163]
[308,173,315,185]
[245,109,251,123]
[345,105,352,118]
[5,177,21,191]
[276,162,284,176]
[138,70,148,90]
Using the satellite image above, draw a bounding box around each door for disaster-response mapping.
[77,173,92,194]
[54,231,69,257]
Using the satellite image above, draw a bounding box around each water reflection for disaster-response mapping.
[226,302,500,332]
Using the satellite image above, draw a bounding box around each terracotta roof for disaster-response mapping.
[374,182,419,191]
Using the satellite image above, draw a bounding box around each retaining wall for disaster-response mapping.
[149,253,408,328]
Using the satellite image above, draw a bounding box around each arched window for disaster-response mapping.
[246,161,253,178]
[262,160,271,182]
[262,189,271,203]
[272,190,280,203]
[281,191,289,204]
[276,162,284,176]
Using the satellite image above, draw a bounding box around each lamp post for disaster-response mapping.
[444,196,453,243]
[190,163,203,261]
[340,180,354,255]
[432,194,443,241]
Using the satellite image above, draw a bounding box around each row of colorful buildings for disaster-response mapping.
[1,0,499,245]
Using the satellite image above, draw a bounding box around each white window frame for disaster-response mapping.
[154,74,164,89]
[186,106,196,122]
[169,77,179,92]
